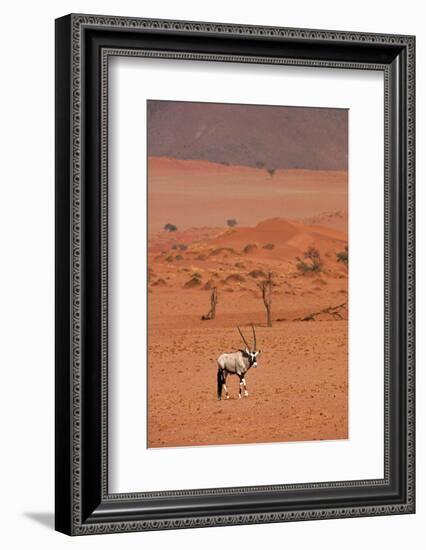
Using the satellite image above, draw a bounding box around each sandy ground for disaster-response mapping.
[147,157,348,448]
[148,299,348,448]
[148,157,347,232]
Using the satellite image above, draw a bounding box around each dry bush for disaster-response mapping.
[225,273,245,283]
[296,247,323,273]
[336,245,349,266]
[243,243,258,254]
[249,269,267,279]
[184,276,202,289]
[152,278,167,287]
[209,247,235,256]
[262,243,275,250]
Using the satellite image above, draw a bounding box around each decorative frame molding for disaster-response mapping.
[55,14,415,535]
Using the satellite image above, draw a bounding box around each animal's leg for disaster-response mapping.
[239,376,244,399]
[242,377,248,397]
[223,371,230,399]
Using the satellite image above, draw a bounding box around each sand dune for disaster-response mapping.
[149,217,348,274]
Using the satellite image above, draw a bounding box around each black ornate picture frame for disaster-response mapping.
[55,14,415,535]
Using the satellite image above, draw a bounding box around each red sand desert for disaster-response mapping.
[147,157,348,448]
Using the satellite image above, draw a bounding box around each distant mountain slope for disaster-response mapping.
[147,100,348,171]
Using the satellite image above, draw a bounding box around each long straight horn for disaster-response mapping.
[237,326,250,350]
[251,324,257,350]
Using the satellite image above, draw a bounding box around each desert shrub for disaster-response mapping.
[151,278,167,287]
[235,262,246,269]
[225,273,245,283]
[267,168,276,178]
[184,276,202,289]
[296,247,323,274]
[171,244,178,250]
[243,243,258,254]
[227,219,238,227]
[336,245,349,266]
[249,269,267,279]
[209,247,235,256]
[175,255,183,261]
[178,243,188,251]
[164,223,178,232]
[262,243,275,250]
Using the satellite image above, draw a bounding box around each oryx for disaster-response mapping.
[217,325,261,400]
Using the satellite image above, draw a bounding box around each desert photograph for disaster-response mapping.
[147,100,348,448]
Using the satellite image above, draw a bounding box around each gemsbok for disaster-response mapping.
[217,325,261,400]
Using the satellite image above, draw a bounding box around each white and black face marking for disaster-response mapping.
[248,350,260,368]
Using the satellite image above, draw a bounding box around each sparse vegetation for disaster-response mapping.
[227,219,238,228]
[298,302,347,321]
[184,276,202,289]
[262,243,275,250]
[243,243,258,254]
[164,223,178,232]
[267,168,276,178]
[201,287,218,320]
[225,273,245,283]
[296,247,323,273]
[209,247,236,256]
[151,278,167,287]
[257,271,274,327]
[249,270,267,279]
[178,243,188,251]
[336,245,348,266]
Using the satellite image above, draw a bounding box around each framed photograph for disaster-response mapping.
[55,14,415,535]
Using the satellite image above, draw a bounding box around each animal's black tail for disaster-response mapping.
[217,368,224,400]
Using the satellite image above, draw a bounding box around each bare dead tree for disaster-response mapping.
[275,302,347,322]
[201,287,218,320]
[298,302,347,321]
[257,272,273,327]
